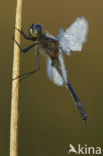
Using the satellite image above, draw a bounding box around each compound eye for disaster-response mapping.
[36,24,42,31]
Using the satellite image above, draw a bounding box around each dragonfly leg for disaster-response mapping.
[12,47,40,81]
[13,37,37,53]
[14,27,34,41]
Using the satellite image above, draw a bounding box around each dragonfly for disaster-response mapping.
[13,17,88,122]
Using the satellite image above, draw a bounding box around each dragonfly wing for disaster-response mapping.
[58,17,88,55]
[46,58,63,86]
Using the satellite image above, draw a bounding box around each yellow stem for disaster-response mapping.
[10,0,23,156]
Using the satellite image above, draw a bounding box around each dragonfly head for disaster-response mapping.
[29,24,43,38]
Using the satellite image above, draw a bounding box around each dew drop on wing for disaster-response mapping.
[46,57,64,86]
[58,17,88,55]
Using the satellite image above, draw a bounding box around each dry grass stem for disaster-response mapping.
[10,0,23,156]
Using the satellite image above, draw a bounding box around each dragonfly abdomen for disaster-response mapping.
[66,81,87,122]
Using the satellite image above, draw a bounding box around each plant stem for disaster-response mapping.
[10,0,23,156]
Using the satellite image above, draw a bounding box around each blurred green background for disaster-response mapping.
[0,0,103,155]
